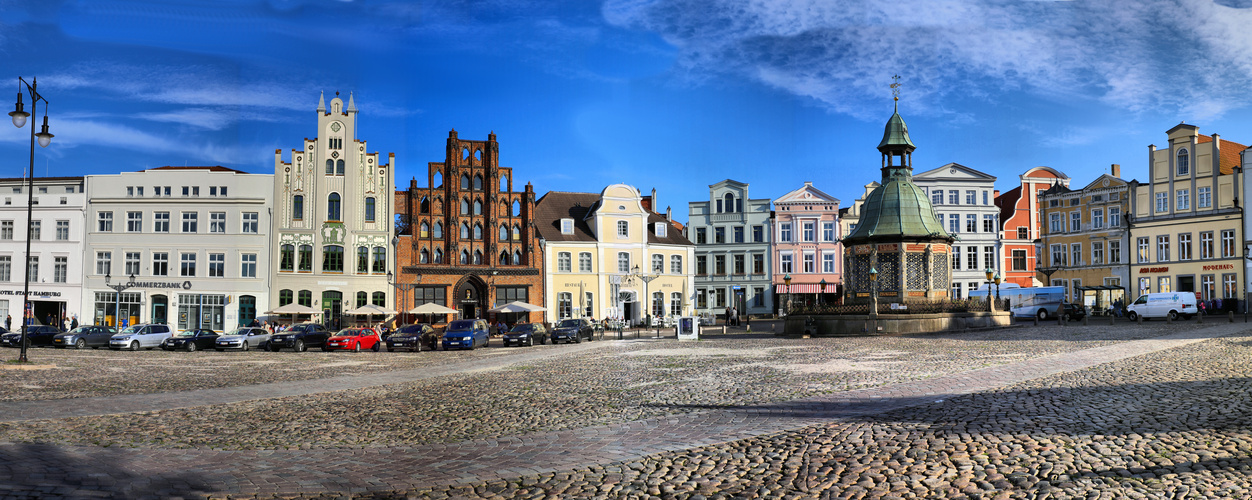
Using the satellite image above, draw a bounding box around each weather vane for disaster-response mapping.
[890,74,901,102]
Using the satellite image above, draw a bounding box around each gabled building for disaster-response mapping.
[393,130,542,324]
[772,182,842,312]
[1130,124,1245,310]
[912,163,999,298]
[1037,167,1130,311]
[0,177,85,328]
[687,179,774,319]
[271,92,394,328]
[995,167,1070,287]
[536,184,695,325]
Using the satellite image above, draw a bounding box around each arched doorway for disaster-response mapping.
[151,295,168,325]
[455,276,487,319]
[238,295,256,327]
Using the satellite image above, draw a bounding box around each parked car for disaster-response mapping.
[1126,292,1199,321]
[161,329,220,352]
[385,324,438,352]
[54,325,117,349]
[442,319,490,350]
[109,324,173,350]
[502,323,547,347]
[268,323,331,352]
[215,327,271,351]
[2,325,61,348]
[325,328,383,352]
[551,318,594,344]
[1061,303,1087,321]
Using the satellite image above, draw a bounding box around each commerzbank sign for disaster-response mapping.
[126,281,193,290]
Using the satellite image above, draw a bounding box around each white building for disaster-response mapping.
[0,177,86,329]
[687,179,774,318]
[913,163,1001,298]
[271,92,394,327]
[83,167,274,330]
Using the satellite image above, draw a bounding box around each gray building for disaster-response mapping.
[912,163,1001,298]
[687,179,773,319]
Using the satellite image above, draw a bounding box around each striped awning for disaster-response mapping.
[774,284,829,294]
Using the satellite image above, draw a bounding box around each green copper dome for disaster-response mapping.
[877,102,915,153]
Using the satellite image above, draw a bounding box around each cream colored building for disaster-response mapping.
[535,184,695,325]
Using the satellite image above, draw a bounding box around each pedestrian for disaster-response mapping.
[70,315,78,330]
[5,314,10,331]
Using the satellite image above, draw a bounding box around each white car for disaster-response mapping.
[109,324,173,351]
[215,327,271,351]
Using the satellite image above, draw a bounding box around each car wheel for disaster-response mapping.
[130,341,139,351]
[242,341,249,352]
[75,339,87,349]
[322,345,330,352]
[216,348,224,352]
[1127,311,1138,321]
[294,340,306,352]
[1063,313,1072,322]
[1037,309,1048,321]
[1168,310,1179,321]
[372,342,381,352]
[186,342,196,352]
[353,342,361,353]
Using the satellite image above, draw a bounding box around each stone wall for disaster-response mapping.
[784,311,1012,336]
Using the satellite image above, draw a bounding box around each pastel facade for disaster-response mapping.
[1037,169,1130,310]
[0,177,86,327]
[995,167,1069,287]
[913,163,1000,298]
[536,185,695,325]
[687,179,773,318]
[772,182,843,310]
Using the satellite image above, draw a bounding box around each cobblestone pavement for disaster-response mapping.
[0,320,1244,498]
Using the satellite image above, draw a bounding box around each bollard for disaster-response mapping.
[1198,312,1204,324]
[1137,314,1143,325]
[1166,313,1172,324]
[1082,315,1088,326]
[1110,314,1115,326]
[721,325,726,335]
[1058,314,1065,327]
[1034,315,1039,326]
[1230,311,1236,323]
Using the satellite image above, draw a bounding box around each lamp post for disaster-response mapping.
[631,264,658,326]
[104,273,136,329]
[783,273,792,316]
[819,279,827,307]
[868,267,879,317]
[387,270,421,325]
[10,77,53,363]
[993,272,1002,301]
[984,268,995,311]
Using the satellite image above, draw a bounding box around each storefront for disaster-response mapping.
[85,279,267,331]
[0,288,78,329]
[1132,262,1242,312]
[177,293,226,331]
[93,291,142,328]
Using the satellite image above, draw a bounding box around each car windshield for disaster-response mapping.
[398,325,426,334]
[509,324,534,332]
[448,320,476,330]
[173,330,199,337]
[119,326,142,334]
[223,329,249,336]
[333,329,361,337]
[67,327,92,334]
[557,320,581,328]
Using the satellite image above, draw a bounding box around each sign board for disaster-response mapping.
[677,316,698,341]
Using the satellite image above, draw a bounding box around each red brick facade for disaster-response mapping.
[394,130,543,325]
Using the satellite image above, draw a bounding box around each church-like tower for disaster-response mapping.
[842,99,955,303]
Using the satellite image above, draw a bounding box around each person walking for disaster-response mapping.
[6,314,11,331]
[70,315,78,330]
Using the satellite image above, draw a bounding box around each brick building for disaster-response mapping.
[394,130,542,324]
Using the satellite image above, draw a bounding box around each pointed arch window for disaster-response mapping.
[434,248,443,264]
[513,250,522,265]
[499,251,509,265]
[473,223,482,240]
[433,172,443,188]
[500,174,509,191]
[473,250,483,265]
[500,201,509,217]
[460,250,469,264]
[461,174,470,190]
[473,199,483,215]
[512,200,521,217]
[1177,148,1190,176]
[499,224,508,241]
[420,196,430,214]
[327,193,341,221]
[512,224,521,240]
[432,222,443,238]
[460,222,469,239]
[460,198,469,215]
[473,175,483,190]
[420,248,430,264]
[420,222,429,238]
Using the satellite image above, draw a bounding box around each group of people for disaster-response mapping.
[4,313,79,332]
[724,306,741,326]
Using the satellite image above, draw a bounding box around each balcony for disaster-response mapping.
[710,213,746,223]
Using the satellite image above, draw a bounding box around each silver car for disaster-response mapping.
[109,324,173,351]
[215,327,271,351]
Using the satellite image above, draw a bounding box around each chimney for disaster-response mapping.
[1214,133,1221,152]
[651,188,657,210]
[1111,164,1120,178]
[666,206,672,221]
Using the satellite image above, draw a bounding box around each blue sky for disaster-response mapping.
[5,0,1252,223]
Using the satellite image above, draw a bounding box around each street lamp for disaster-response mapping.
[104,273,136,329]
[387,270,421,325]
[631,264,658,326]
[984,268,995,311]
[783,273,792,316]
[819,278,827,307]
[993,272,1002,301]
[11,77,53,363]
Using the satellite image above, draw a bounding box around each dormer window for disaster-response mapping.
[1176,148,1190,176]
[655,222,667,237]
[560,218,574,235]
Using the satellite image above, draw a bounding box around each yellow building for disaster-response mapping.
[1130,124,1246,310]
[1036,169,1130,312]
[535,185,695,325]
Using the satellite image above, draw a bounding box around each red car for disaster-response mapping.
[324,328,382,352]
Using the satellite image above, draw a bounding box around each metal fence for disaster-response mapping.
[792,298,1010,316]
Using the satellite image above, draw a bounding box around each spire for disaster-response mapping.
[317,91,325,112]
[877,76,915,154]
[347,91,357,113]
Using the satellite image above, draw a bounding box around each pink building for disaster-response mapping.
[772,182,842,312]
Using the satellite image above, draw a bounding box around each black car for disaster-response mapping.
[0,325,61,348]
[502,323,548,347]
[53,325,117,349]
[550,318,593,344]
[1062,302,1087,321]
[386,324,438,352]
[161,329,220,352]
[268,323,331,352]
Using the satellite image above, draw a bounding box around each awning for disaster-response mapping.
[773,284,831,294]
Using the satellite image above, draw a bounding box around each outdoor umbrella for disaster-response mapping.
[487,301,547,313]
[409,303,459,315]
[343,304,398,315]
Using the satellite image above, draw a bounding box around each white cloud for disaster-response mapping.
[602,0,1252,119]
[48,118,265,166]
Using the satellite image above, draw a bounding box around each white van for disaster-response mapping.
[1126,292,1199,321]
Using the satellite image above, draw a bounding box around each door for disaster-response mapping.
[238,295,256,327]
[322,291,343,330]
[151,295,168,325]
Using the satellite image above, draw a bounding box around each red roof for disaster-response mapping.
[1197,135,1249,175]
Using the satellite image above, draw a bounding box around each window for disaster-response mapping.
[1198,187,1212,209]
[1200,231,1214,259]
[56,220,68,240]
[1158,277,1172,293]
[298,244,313,272]
[96,251,111,275]
[241,253,256,278]
[780,253,793,273]
[965,214,976,232]
[98,211,113,232]
[323,245,344,272]
[473,224,482,240]
[822,253,835,273]
[695,228,706,244]
[473,175,483,190]
[652,291,665,317]
[1092,209,1103,229]
[966,190,976,205]
[242,212,258,233]
[298,290,313,307]
[182,186,190,196]
[734,254,745,274]
[967,246,978,270]
[1179,233,1192,260]
[181,212,198,233]
[696,289,707,308]
[123,211,142,233]
[723,193,735,212]
[153,252,168,276]
[1177,148,1189,176]
[1092,242,1104,265]
[802,222,815,242]
[473,199,482,215]
[1137,237,1150,263]
[357,246,369,273]
[327,193,341,221]
[780,223,792,242]
[433,248,443,264]
[1157,235,1170,262]
[210,212,226,233]
[1011,250,1026,271]
[1109,207,1121,227]
[27,256,37,281]
[208,253,225,277]
[948,191,959,205]
[433,222,443,238]
[558,292,572,319]
[1017,227,1028,240]
[1176,189,1190,211]
[373,247,386,273]
[733,226,743,243]
[984,246,995,270]
[279,245,294,272]
[952,246,962,270]
[696,255,707,275]
[180,252,196,276]
[579,252,592,272]
[355,291,368,308]
[293,195,304,220]
[1139,277,1150,296]
[1202,275,1216,301]
[1049,213,1062,232]
[714,255,725,274]
[951,282,963,299]
[617,220,628,238]
[671,255,682,274]
[1224,273,1237,299]
[752,254,764,274]
[0,221,10,239]
[983,191,989,205]
[949,214,959,233]
[124,252,140,276]
[53,256,67,283]
[1051,244,1066,267]
[618,252,630,272]
[29,221,39,240]
[1070,212,1080,232]
[1222,230,1236,257]
[0,255,8,281]
[1155,192,1168,213]
[752,225,764,242]
[460,222,469,239]
[714,227,725,243]
[671,292,683,317]
[1109,241,1121,264]
[652,254,664,273]
[931,189,943,205]
[499,225,508,241]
